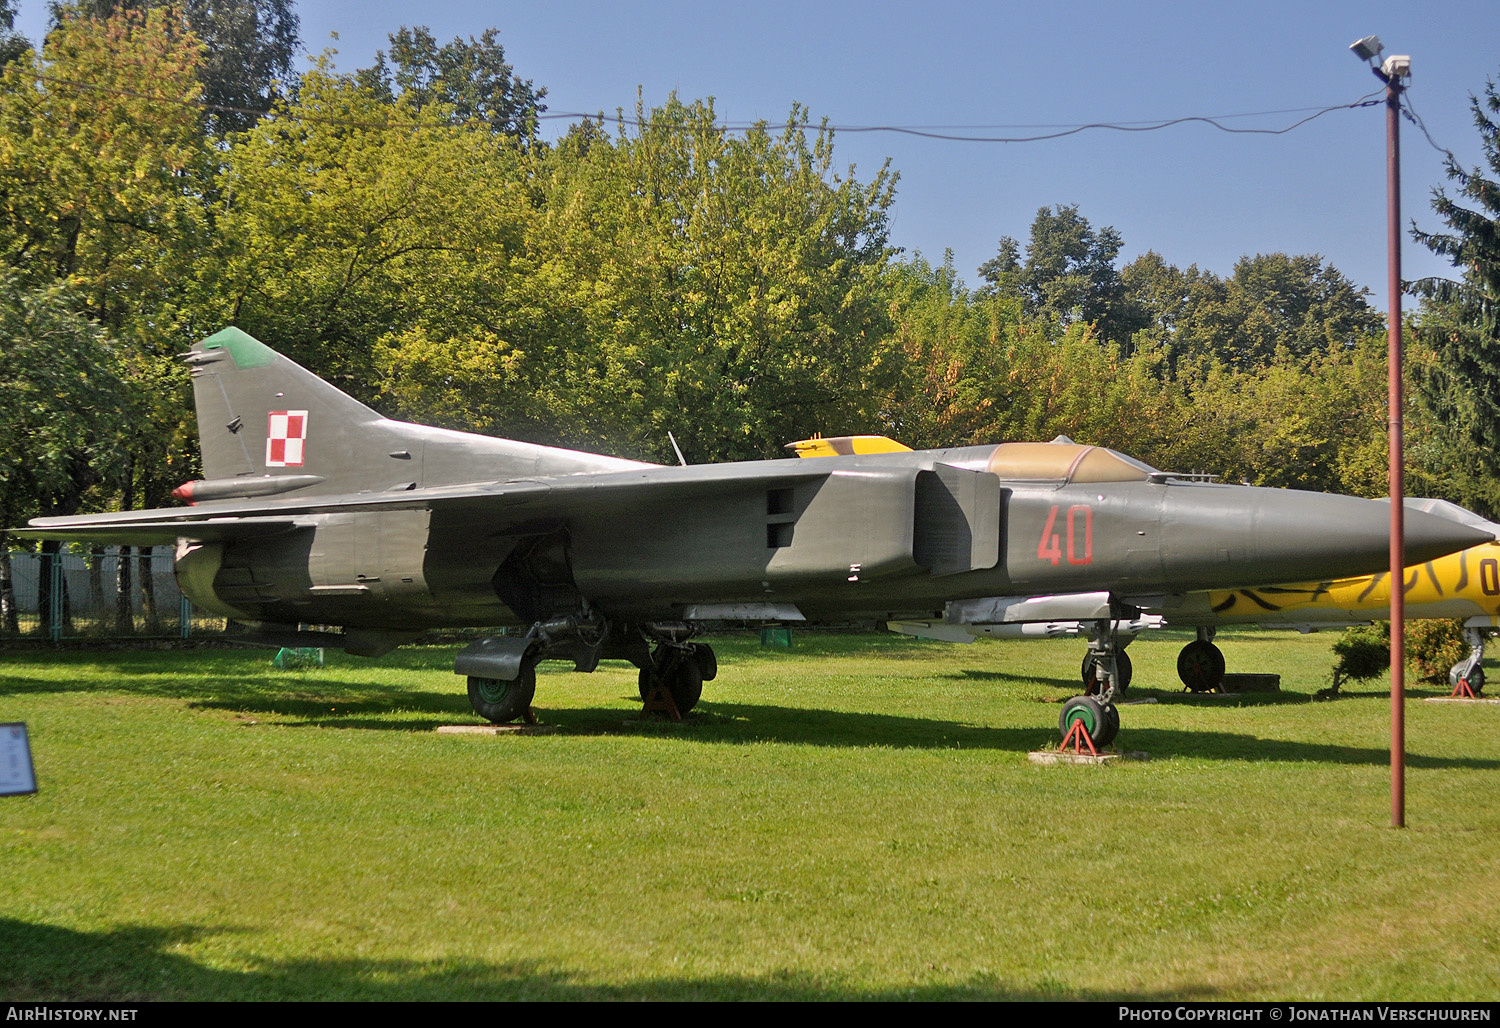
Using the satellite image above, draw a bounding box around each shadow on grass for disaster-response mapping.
[6,653,1496,768]
[1112,727,1500,769]
[527,702,1500,770]
[0,669,468,719]
[948,668,1082,689]
[0,917,1217,1001]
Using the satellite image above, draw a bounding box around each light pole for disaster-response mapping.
[1350,35,1412,829]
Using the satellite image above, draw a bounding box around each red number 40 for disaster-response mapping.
[1037,504,1093,566]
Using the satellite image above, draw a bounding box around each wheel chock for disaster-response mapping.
[640,683,683,722]
[523,706,539,725]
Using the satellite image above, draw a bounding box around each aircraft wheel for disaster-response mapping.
[1456,665,1487,695]
[1098,702,1121,746]
[1059,695,1118,747]
[1082,650,1131,696]
[1177,640,1225,692]
[467,661,537,723]
[638,656,704,714]
[692,642,718,682]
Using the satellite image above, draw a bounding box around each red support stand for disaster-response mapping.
[1450,677,1479,699]
[641,684,683,722]
[1058,720,1099,756]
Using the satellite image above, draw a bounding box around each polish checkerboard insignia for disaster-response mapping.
[266,410,308,467]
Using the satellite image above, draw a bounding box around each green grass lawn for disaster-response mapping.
[2,629,1498,1001]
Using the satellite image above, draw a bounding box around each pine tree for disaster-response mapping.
[1410,72,1500,515]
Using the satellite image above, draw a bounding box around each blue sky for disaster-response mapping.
[12,1,1500,310]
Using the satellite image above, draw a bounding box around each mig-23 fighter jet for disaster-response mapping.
[15,329,1490,745]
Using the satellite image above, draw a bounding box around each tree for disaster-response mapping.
[879,254,1016,449]
[203,56,532,396]
[980,205,1142,345]
[0,274,134,634]
[0,1,28,64]
[1119,251,1381,370]
[1178,339,1389,495]
[1410,71,1500,516]
[1120,251,1217,359]
[0,7,208,523]
[355,25,546,138]
[976,235,1021,297]
[1220,253,1382,366]
[0,8,208,311]
[379,97,899,462]
[49,1,300,133]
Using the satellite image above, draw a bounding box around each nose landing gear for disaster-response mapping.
[1060,621,1124,748]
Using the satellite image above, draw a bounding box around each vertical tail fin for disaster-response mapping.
[180,328,386,499]
[178,328,653,503]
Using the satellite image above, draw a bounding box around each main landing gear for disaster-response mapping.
[1177,627,1225,693]
[456,616,720,723]
[637,641,718,717]
[467,655,539,724]
[1061,621,1124,747]
[1076,626,1227,698]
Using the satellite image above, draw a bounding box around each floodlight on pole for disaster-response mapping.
[1349,35,1384,63]
[1350,34,1409,829]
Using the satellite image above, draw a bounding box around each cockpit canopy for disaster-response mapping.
[984,442,1159,483]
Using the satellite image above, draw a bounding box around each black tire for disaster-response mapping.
[1059,695,1115,747]
[1082,650,1132,696]
[467,662,537,723]
[1097,702,1120,747]
[1468,665,1486,696]
[669,659,704,712]
[692,642,718,682]
[638,656,704,714]
[1177,640,1226,692]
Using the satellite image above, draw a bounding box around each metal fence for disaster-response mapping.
[0,547,225,641]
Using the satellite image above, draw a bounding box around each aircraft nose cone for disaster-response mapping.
[1402,505,1496,564]
[1159,486,1494,590]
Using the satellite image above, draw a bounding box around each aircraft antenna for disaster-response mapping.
[668,431,688,466]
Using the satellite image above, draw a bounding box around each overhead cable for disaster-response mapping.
[20,70,1388,144]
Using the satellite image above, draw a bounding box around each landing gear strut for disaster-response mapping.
[1448,626,1487,696]
[1061,621,1123,747]
[1178,627,1225,692]
[1082,648,1133,696]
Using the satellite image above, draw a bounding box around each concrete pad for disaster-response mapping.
[1028,750,1150,766]
[1422,696,1500,705]
[436,723,558,735]
[1120,697,1158,705]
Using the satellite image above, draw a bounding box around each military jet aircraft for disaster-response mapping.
[15,329,1491,745]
